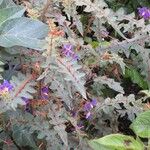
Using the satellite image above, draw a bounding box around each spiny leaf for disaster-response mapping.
[94,76,124,94]
[104,94,143,121]
[29,116,54,141]
[56,57,87,99]
[12,125,37,148]
[100,53,126,74]
[48,106,68,147]
[50,77,73,109]
[74,15,83,36]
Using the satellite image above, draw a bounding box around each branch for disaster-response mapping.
[14,75,33,98]
[40,0,52,22]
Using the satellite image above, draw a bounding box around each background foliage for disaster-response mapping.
[0,0,150,149]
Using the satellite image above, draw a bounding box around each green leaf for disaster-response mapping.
[99,41,110,47]
[0,6,25,26]
[130,110,150,138]
[90,41,99,48]
[0,0,15,9]
[124,67,148,89]
[0,0,3,5]
[89,141,111,150]
[0,17,48,50]
[137,0,150,7]
[89,134,144,150]
[12,125,37,148]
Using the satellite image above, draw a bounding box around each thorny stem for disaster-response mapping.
[98,35,150,52]
[147,61,150,81]
[40,0,52,22]
[0,129,21,150]
[47,36,53,56]
[9,134,22,150]
[14,74,34,98]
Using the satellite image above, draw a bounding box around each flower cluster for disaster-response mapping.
[22,86,49,112]
[84,99,97,119]
[62,44,79,61]
[138,7,150,20]
[0,80,13,99]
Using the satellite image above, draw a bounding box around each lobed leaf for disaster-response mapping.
[56,57,87,99]
[94,76,124,94]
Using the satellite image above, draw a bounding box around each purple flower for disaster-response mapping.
[22,97,32,113]
[22,97,29,104]
[62,44,74,57]
[0,80,13,91]
[84,99,97,120]
[84,102,93,111]
[138,7,150,20]
[84,99,97,112]
[72,53,79,61]
[76,121,84,129]
[91,99,97,106]
[62,44,79,61]
[85,111,92,119]
[71,110,77,117]
[0,80,13,95]
[41,86,49,99]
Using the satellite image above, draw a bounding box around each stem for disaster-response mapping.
[148,139,150,150]
[9,134,22,150]
[40,0,52,22]
[1,130,21,150]
[14,75,33,98]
